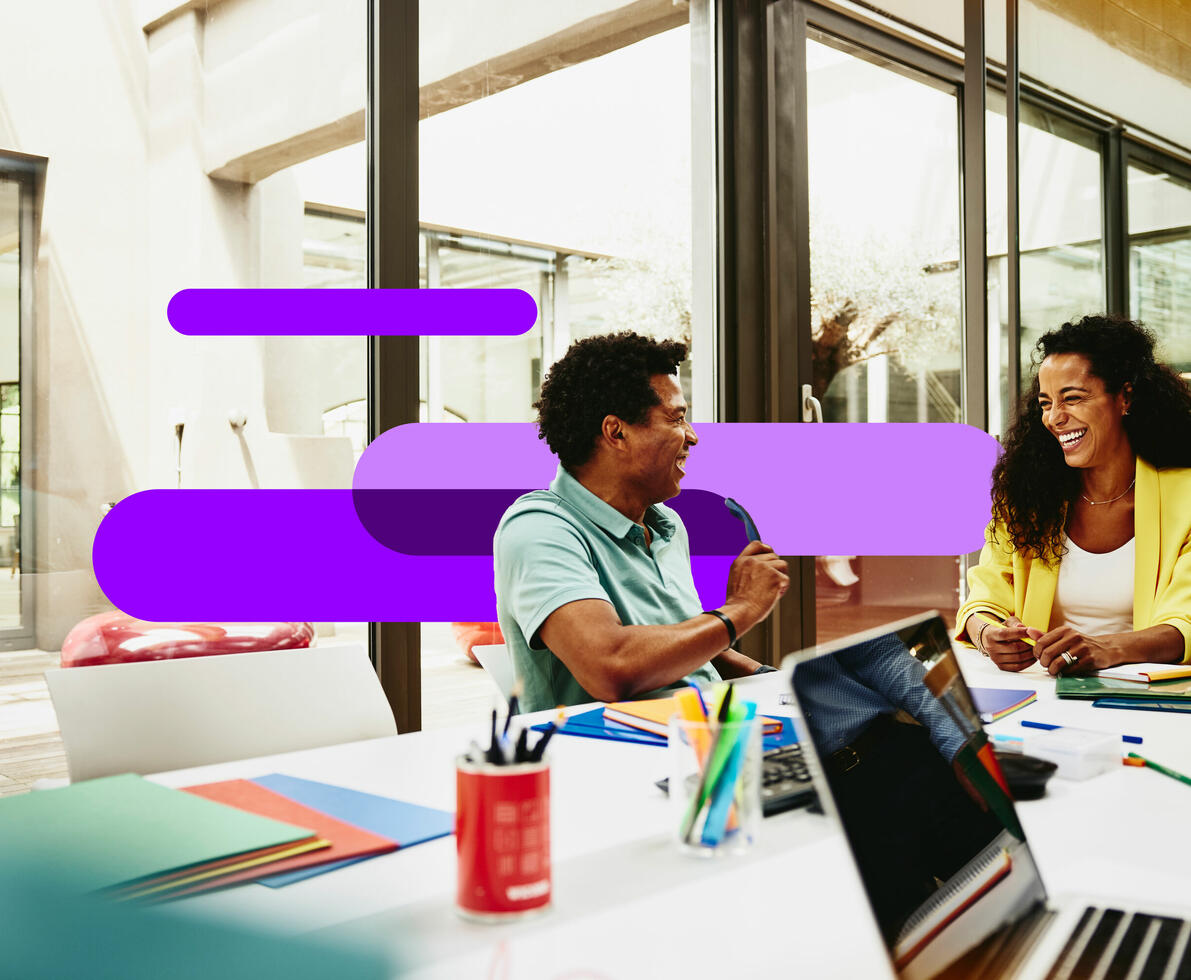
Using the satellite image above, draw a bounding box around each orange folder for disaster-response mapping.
[604,694,782,739]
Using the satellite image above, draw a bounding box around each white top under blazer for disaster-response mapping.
[1051,534,1135,636]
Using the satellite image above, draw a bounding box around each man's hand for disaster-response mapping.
[968,615,1042,673]
[723,541,789,633]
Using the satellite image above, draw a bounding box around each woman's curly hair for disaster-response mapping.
[993,315,1191,562]
[535,331,687,470]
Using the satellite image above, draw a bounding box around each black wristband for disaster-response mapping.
[752,665,778,675]
[703,608,737,648]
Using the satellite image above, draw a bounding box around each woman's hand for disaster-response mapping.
[968,615,1042,672]
[1033,626,1118,676]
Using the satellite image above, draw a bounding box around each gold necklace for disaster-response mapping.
[1081,478,1135,506]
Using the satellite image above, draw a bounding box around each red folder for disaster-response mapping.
[168,779,397,895]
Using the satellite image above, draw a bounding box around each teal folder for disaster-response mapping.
[0,773,315,893]
[1056,675,1191,701]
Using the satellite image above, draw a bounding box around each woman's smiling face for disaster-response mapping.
[1037,352,1132,469]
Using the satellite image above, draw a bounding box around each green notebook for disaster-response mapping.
[0,773,315,894]
[1056,674,1191,701]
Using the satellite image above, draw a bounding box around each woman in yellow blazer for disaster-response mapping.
[955,316,1191,674]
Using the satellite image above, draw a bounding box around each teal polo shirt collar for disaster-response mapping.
[549,466,677,544]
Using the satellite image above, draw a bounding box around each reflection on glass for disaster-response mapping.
[0,181,20,630]
[805,36,963,642]
[792,616,1043,980]
[1129,162,1191,375]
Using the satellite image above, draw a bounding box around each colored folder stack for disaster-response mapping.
[0,772,455,901]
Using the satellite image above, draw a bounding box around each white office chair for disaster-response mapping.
[471,643,515,700]
[44,643,397,783]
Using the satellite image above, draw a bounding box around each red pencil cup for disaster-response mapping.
[455,756,551,921]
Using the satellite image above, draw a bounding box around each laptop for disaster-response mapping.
[787,612,1191,980]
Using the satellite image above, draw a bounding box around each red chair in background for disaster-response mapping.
[450,622,504,665]
[60,612,315,668]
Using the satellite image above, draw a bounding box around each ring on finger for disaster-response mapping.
[1060,650,1077,668]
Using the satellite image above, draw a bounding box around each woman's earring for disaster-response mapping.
[1123,409,1130,416]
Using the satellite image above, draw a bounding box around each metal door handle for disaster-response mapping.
[801,384,823,423]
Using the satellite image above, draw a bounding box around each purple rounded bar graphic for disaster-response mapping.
[93,423,999,622]
[167,288,538,336]
[93,488,736,621]
[352,488,747,556]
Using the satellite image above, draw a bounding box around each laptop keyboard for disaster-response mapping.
[1045,908,1191,980]
[760,743,816,816]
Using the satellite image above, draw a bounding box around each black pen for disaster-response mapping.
[504,680,523,738]
[486,708,505,765]
[529,724,556,762]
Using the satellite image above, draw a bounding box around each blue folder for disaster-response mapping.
[250,774,454,887]
[1092,698,1191,714]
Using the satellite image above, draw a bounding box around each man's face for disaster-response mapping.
[622,374,697,504]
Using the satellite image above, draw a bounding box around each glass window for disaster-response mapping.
[418,7,698,727]
[985,96,1105,427]
[0,182,20,633]
[1129,160,1191,375]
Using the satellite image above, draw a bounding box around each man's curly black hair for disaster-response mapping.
[992,314,1191,563]
[535,331,688,470]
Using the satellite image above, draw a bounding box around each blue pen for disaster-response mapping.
[724,497,761,543]
[1020,719,1142,744]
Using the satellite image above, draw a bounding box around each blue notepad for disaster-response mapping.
[250,774,454,887]
[969,687,1037,723]
[537,707,798,751]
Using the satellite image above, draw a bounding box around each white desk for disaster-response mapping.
[149,657,1191,978]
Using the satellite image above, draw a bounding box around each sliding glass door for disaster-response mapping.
[800,30,967,643]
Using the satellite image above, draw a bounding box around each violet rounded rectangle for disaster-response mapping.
[167,288,538,336]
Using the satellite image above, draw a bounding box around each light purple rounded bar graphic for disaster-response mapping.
[94,423,999,622]
[355,423,998,555]
[167,288,538,336]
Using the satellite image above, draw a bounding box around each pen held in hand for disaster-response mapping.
[974,613,1037,648]
[724,496,761,543]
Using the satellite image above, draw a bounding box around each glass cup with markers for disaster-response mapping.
[669,709,762,857]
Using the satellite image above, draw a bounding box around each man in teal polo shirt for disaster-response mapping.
[494,331,789,712]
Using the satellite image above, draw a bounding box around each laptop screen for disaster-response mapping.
[789,613,1048,980]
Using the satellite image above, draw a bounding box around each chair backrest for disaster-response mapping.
[45,644,397,782]
[471,643,514,700]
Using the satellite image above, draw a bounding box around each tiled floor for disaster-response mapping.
[0,650,67,796]
[0,630,497,798]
